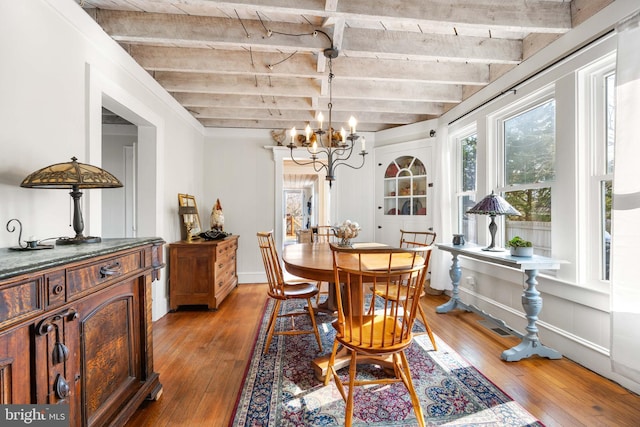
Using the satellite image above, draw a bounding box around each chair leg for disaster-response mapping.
[306,297,323,352]
[315,282,321,305]
[344,350,358,427]
[325,341,350,404]
[397,351,426,427]
[418,303,437,351]
[263,299,281,354]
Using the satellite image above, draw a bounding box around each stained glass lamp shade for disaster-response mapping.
[467,191,521,251]
[20,157,123,245]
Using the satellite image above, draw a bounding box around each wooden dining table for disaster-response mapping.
[282,242,389,313]
[282,241,422,380]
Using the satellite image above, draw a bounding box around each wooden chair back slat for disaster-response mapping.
[399,229,436,249]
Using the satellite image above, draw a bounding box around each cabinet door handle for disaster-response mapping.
[378,226,382,229]
[54,374,70,399]
[100,261,121,277]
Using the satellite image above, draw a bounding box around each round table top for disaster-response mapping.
[282,243,335,282]
[282,242,414,283]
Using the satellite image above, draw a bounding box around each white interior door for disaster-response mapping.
[375,142,434,246]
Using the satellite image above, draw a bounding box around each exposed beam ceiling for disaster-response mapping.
[79,0,612,132]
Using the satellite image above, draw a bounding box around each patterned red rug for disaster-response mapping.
[230,299,543,426]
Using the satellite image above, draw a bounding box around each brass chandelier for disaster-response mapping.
[287,47,367,188]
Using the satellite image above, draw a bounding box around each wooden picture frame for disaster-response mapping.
[178,193,202,238]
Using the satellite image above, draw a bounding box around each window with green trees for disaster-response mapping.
[502,99,555,255]
[458,133,478,243]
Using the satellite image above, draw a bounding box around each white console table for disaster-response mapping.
[436,242,565,362]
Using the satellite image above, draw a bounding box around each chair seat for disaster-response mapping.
[283,271,312,283]
[333,314,413,353]
[279,282,319,299]
[372,284,425,302]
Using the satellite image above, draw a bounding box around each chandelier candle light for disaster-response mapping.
[288,48,367,188]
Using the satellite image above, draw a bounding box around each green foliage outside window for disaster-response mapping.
[504,100,555,222]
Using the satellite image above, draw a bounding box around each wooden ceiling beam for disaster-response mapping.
[129,45,489,84]
[103,10,521,64]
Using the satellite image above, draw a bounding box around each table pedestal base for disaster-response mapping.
[501,337,562,361]
[312,347,395,382]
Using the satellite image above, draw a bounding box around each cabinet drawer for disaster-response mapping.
[45,271,66,308]
[215,264,236,293]
[214,249,236,270]
[67,251,143,299]
[215,239,237,259]
[0,277,43,328]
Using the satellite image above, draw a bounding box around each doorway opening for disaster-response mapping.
[282,160,330,245]
[101,108,137,238]
[100,95,158,241]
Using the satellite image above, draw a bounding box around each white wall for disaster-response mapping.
[202,129,276,283]
[0,0,204,320]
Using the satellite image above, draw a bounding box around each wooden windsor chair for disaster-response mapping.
[325,244,430,427]
[256,231,323,354]
[369,229,438,350]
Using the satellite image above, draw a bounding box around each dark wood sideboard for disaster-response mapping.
[0,238,165,427]
[168,235,239,310]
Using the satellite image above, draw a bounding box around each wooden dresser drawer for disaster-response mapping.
[67,251,143,299]
[215,238,237,259]
[215,263,236,292]
[0,277,43,328]
[45,270,66,308]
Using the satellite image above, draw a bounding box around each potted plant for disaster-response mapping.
[507,236,533,257]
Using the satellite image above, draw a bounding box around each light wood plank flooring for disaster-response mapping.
[125,283,640,426]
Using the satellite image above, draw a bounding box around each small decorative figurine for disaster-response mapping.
[210,198,224,231]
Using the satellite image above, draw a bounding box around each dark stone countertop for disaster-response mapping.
[0,237,165,281]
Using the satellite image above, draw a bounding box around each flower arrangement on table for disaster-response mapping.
[332,220,361,247]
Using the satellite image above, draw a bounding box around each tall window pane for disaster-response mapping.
[458,133,477,243]
[504,100,556,185]
[462,135,477,191]
[602,72,615,280]
[503,100,555,257]
[602,180,612,280]
[605,73,615,174]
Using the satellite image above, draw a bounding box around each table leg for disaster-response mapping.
[501,269,562,361]
[315,282,338,314]
[312,346,395,382]
[436,254,469,313]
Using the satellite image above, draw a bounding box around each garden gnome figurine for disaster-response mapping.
[210,199,224,231]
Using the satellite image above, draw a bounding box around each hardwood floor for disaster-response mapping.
[126,283,640,427]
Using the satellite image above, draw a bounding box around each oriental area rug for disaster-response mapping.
[230,299,543,427]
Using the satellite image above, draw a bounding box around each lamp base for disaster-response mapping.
[482,246,506,252]
[56,236,102,245]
